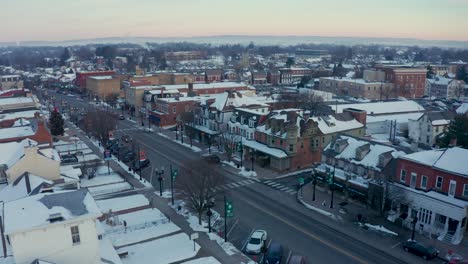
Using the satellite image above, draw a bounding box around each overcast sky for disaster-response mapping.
[2,0,467,42]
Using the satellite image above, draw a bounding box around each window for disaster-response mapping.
[449,180,456,197]
[71,226,80,245]
[271,139,275,144]
[410,172,417,188]
[280,139,283,145]
[464,184,468,197]
[400,169,407,183]
[172,106,176,113]
[427,125,430,132]
[436,176,443,189]
[289,144,294,151]
[421,176,428,189]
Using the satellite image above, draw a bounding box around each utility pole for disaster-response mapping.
[239,137,243,168]
[330,161,336,209]
[170,165,175,205]
[224,195,227,242]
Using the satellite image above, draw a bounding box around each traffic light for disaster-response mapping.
[225,199,234,217]
[171,169,178,181]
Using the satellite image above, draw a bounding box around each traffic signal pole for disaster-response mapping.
[224,195,227,242]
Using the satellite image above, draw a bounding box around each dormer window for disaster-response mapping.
[249,119,255,128]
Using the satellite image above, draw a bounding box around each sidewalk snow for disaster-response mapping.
[88,182,133,196]
[154,190,173,198]
[119,233,200,264]
[112,157,153,188]
[363,223,399,237]
[221,161,257,178]
[108,223,180,248]
[297,193,337,220]
[96,194,149,213]
[157,133,202,152]
[81,173,124,188]
[182,256,221,264]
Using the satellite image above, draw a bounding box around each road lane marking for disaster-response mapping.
[231,183,240,188]
[279,187,290,191]
[264,180,273,184]
[271,183,281,187]
[237,196,368,264]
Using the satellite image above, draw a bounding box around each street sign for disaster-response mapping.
[190,233,199,240]
[298,177,305,185]
[103,150,112,161]
[225,199,234,217]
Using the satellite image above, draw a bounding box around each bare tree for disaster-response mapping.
[276,91,324,115]
[452,82,465,100]
[181,112,196,147]
[219,131,240,162]
[84,109,118,145]
[379,84,395,100]
[176,161,225,225]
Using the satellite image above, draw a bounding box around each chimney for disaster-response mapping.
[343,108,367,126]
[25,172,31,193]
[188,83,194,92]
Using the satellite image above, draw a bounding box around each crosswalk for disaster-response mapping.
[212,178,261,192]
[263,180,297,195]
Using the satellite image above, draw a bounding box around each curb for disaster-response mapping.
[296,184,337,220]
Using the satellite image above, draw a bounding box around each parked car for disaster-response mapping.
[60,154,78,165]
[122,151,136,163]
[402,240,439,260]
[119,114,125,120]
[204,154,220,163]
[132,159,150,170]
[288,255,306,264]
[265,242,283,264]
[245,230,267,254]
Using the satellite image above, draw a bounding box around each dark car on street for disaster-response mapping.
[60,154,78,165]
[122,151,136,163]
[265,242,283,264]
[204,154,220,163]
[402,240,439,260]
[132,159,150,170]
[119,115,125,120]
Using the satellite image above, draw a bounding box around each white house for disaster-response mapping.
[408,111,451,147]
[3,189,102,264]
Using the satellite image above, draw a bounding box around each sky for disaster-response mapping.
[1,0,468,42]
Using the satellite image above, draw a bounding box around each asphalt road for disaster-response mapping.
[38,89,433,264]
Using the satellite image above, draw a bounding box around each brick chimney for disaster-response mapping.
[343,108,367,126]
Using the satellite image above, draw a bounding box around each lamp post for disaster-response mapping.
[206,200,214,233]
[250,149,254,172]
[411,217,418,241]
[155,167,165,196]
[312,172,317,202]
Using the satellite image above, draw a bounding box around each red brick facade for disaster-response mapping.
[377,66,426,98]
[75,71,116,91]
[149,99,197,127]
[396,158,468,200]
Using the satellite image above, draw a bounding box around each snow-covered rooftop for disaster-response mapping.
[210,92,267,111]
[0,96,35,106]
[243,139,288,158]
[4,189,101,235]
[0,139,36,167]
[311,115,364,135]
[88,75,113,80]
[0,125,35,140]
[0,173,52,203]
[402,147,468,177]
[162,82,247,91]
[333,100,425,115]
[456,103,468,115]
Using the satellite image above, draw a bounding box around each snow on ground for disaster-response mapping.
[88,182,133,196]
[112,157,152,188]
[107,223,180,248]
[119,233,200,264]
[104,208,167,229]
[99,238,123,264]
[182,257,221,264]
[154,190,173,198]
[77,153,100,162]
[363,223,398,236]
[81,173,124,188]
[157,133,202,152]
[222,160,258,178]
[96,194,149,213]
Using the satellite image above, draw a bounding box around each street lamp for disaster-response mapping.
[206,200,214,233]
[411,217,418,241]
[250,149,255,172]
[329,160,336,209]
[155,167,165,196]
[312,171,317,202]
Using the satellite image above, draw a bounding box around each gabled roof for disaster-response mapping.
[4,189,101,235]
[0,172,53,203]
[401,147,468,177]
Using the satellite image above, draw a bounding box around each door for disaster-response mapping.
[448,218,459,234]
[410,173,417,188]
[449,180,456,197]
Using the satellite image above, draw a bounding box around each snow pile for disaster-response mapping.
[363,223,398,237]
[239,168,257,178]
[182,257,221,264]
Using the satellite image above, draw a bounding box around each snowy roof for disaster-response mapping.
[0,173,52,203]
[210,92,267,111]
[456,103,468,115]
[325,136,406,171]
[427,76,452,86]
[4,189,101,234]
[402,147,468,177]
[243,139,288,158]
[0,125,35,140]
[162,82,247,91]
[88,75,113,80]
[0,97,34,106]
[333,100,425,115]
[367,112,424,124]
[0,139,36,167]
[13,118,31,127]
[311,115,364,135]
[38,148,61,162]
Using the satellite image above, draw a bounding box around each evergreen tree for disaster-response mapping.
[456,66,468,83]
[439,115,468,149]
[426,65,435,79]
[60,48,71,66]
[286,57,295,67]
[49,109,65,137]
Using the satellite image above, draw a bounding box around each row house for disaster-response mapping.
[375,65,427,98]
[426,77,466,99]
[205,69,223,83]
[408,111,452,147]
[224,70,238,82]
[148,97,198,128]
[251,71,268,85]
[279,67,312,84]
[389,147,468,244]
[192,92,267,143]
[267,70,281,85]
[228,107,270,140]
[243,108,365,171]
[0,75,24,90]
[123,81,162,114]
[318,135,408,207]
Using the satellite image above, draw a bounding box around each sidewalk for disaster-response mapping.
[66,122,252,264]
[299,181,468,261]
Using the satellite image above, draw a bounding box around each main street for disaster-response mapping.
[40,90,429,264]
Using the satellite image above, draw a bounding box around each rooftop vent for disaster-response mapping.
[48,213,64,223]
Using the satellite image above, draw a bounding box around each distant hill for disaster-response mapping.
[1,35,467,49]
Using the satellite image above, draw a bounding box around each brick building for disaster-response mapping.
[86,76,120,100]
[205,70,223,83]
[0,75,23,91]
[75,71,115,92]
[148,97,198,127]
[389,147,468,244]
[267,70,281,85]
[279,67,312,84]
[164,51,207,61]
[376,65,427,98]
